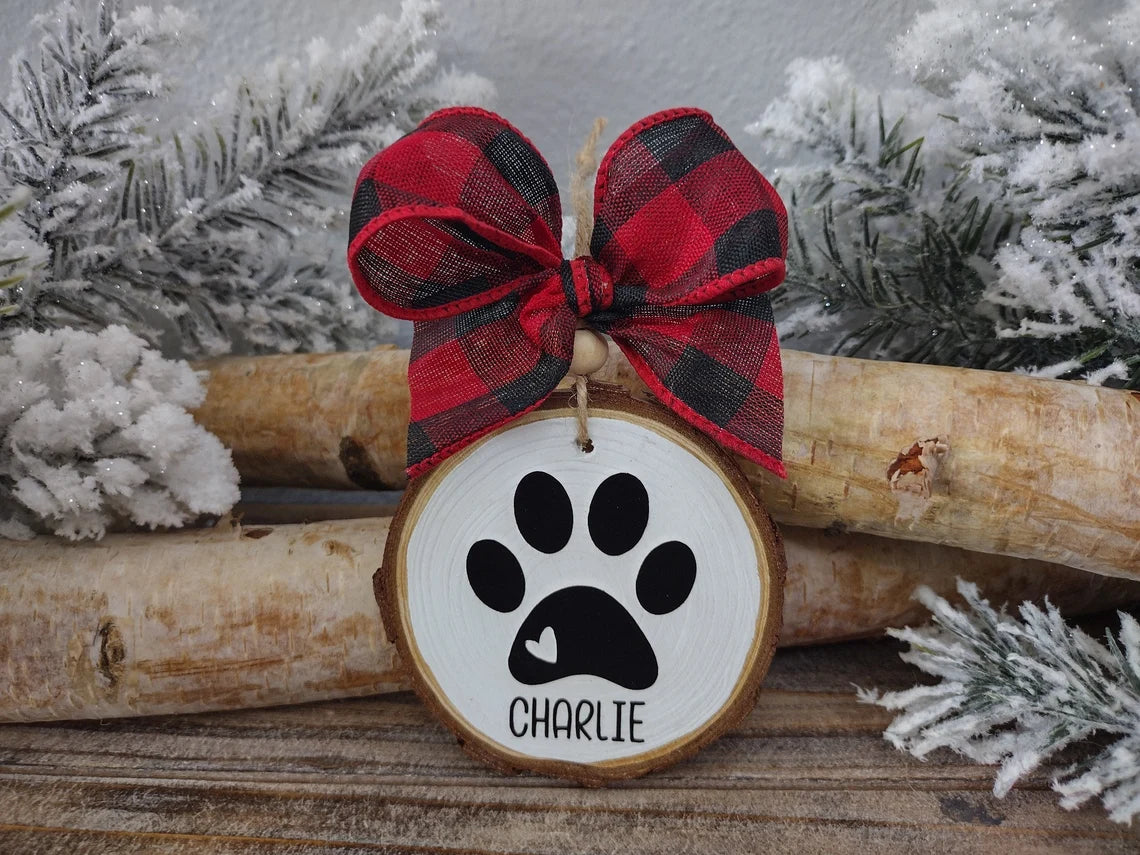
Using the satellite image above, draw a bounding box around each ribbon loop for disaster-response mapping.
[349,108,563,320]
[349,107,789,479]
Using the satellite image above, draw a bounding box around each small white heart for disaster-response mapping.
[525,626,558,664]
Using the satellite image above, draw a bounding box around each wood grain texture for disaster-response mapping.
[193,346,1140,578]
[1,639,1136,854]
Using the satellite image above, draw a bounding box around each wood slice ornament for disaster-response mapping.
[349,106,794,782]
[378,384,785,784]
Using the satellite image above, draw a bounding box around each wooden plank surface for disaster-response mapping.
[1,638,1136,854]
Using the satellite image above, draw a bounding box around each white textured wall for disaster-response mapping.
[0,0,916,180]
[437,0,914,173]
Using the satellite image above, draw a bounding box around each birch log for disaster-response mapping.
[2,518,1138,722]
[195,346,1140,579]
[0,519,402,722]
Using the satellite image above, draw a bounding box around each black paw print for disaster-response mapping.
[465,471,697,690]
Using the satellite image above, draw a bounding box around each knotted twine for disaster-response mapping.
[570,117,607,453]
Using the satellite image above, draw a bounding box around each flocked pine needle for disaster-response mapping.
[749,0,1140,388]
[860,580,1140,825]
[0,0,490,538]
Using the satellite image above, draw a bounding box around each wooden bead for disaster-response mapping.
[568,328,608,376]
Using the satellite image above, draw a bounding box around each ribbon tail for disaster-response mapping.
[404,281,577,478]
[603,295,786,479]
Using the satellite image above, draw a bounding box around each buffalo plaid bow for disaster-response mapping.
[348,107,788,479]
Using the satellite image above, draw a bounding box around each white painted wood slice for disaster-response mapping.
[378,389,785,784]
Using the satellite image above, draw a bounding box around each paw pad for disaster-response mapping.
[465,470,698,690]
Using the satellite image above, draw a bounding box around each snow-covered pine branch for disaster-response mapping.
[0,0,186,332]
[0,0,491,538]
[901,0,1140,385]
[0,0,492,358]
[103,0,493,356]
[0,189,48,318]
[751,0,1140,387]
[860,580,1140,825]
[0,325,239,540]
[748,59,1016,367]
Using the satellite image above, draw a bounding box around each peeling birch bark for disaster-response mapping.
[0,518,402,722]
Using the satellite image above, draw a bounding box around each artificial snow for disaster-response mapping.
[0,326,239,540]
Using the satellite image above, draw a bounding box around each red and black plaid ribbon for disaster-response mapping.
[348,107,788,479]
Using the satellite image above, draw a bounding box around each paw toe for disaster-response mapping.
[636,541,697,615]
[466,539,526,612]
